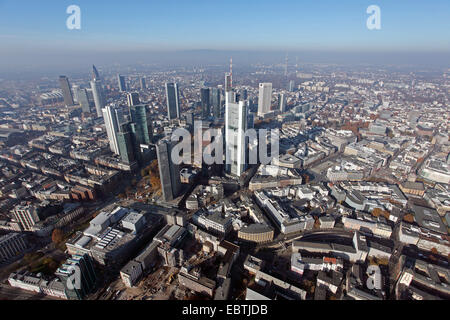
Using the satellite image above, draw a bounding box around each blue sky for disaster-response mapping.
[0,0,449,52]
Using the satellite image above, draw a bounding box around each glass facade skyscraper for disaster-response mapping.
[165,82,180,120]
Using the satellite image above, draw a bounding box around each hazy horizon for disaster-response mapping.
[0,0,449,77]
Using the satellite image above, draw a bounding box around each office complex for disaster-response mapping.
[156,140,181,202]
[225,100,248,177]
[77,87,91,113]
[118,75,127,92]
[200,88,210,119]
[211,88,221,119]
[59,76,74,106]
[117,122,137,164]
[55,254,97,300]
[127,92,140,107]
[278,93,286,112]
[129,104,152,145]
[165,83,180,120]
[258,83,272,116]
[102,106,121,155]
[140,77,146,90]
[91,79,106,117]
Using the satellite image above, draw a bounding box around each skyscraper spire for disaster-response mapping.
[230,57,233,89]
[284,53,288,77]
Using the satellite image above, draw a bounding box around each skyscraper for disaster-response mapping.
[77,87,91,113]
[126,92,140,107]
[140,77,146,91]
[102,106,121,155]
[258,83,272,116]
[118,75,126,92]
[289,80,296,92]
[156,140,182,202]
[92,65,100,81]
[59,76,74,106]
[225,73,232,92]
[225,99,248,177]
[278,93,287,112]
[211,88,221,119]
[165,82,180,120]
[55,254,97,300]
[200,88,210,119]
[117,122,136,164]
[91,80,106,117]
[129,104,152,145]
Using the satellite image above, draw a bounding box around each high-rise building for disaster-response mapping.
[127,92,140,107]
[225,73,232,92]
[91,79,106,117]
[77,87,91,113]
[241,89,248,101]
[59,76,74,106]
[278,93,287,112]
[102,106,121,155]
[186,111,194,127]
[165,83,180,120]
[12,204,41,231]
[55,254,97,300]
[118,75,126,92]
[289,80,296,92]
[258,83,272,116]
[200,88,210,119]
[117,122,136,164]
[140,77,146,91]
[156,140,182,202]
[72,85,80,103]
[225,99,248,177]
[129,104,152,145]
[92,65,100,81]
[211,88,221,119]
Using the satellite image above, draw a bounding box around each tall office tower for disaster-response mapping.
[129,104,152,145]
[72,85,80,103]
[289,80,295,92]
[156,140,182,202]
[241,89,248,101]
[258,83,272,116]
[102,106,121,155]
[77,87,91,113]
[91,79,106,117]
[55,254,97,300]
[140,77,146,90]
[225,99,248,177]
[278,93,287,112]
[118,74,126,92]
[59,76,74,106]
[165,82,180,120]
[200,88,210,119]
[117,122,136,164]
[186,112,194,127]
[126,92,140,107]
[211,88,221,119]
[225,73,232,92]
[92,65,100,81]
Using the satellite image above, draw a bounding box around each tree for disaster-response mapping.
[52,229,64,244]
[403,214,415,223]
[372,208,382,217]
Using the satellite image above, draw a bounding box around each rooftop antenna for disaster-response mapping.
[230,57,233,89]
[284,53,288,77]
